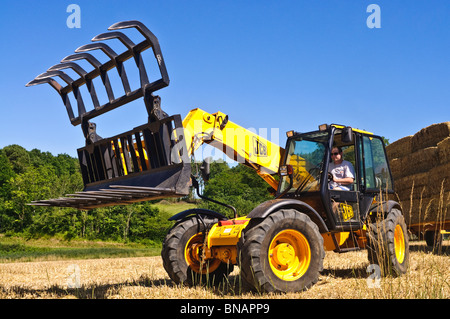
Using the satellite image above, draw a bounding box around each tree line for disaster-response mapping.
[0,145,172,244]
[0,145,272,243]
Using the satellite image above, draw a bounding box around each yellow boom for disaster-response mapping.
[182,108,284,190]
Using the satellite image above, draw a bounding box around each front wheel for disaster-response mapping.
[238,209,325,293]
[161,215,233,286]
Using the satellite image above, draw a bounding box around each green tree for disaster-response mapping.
[4,165,57,232]
[199,162,273,218]
[3,144,30,174]
[0,149,14,199]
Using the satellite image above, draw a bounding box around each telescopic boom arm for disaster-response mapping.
[182,108,284,191]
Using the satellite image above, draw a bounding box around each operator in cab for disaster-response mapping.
[328,146,355,191]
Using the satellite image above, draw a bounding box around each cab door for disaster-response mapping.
[327,141,362,229]
[357,134,395,220]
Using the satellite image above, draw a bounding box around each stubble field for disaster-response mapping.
[0,241,448,299]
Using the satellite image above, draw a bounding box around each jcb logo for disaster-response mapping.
[340,203,354,221]
[253,137,267,157]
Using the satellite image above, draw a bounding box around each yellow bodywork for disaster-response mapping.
[110,135,150,176]
[205,218,250,264]
[182,108,284,190]
[179,109,371,267]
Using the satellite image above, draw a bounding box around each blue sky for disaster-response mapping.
[0,1,449,158]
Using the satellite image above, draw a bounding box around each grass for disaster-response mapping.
[0,236,160,263]
[0,240,448,299]
[152,200,197,216]
[0,200,194,263]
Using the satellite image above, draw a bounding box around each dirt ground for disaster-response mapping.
[0,241,448,299]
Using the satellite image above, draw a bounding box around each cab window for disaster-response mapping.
[361,136,393,192]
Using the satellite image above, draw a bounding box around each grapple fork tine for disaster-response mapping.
[108,20,169,87]
[62,53,102,68]
[48,63,100,109]
[48,62,87,77]
[26,76,75,120]
[37,71,86,117]
[62,53,115,102]
[26,77,62,91]
[76,43,131,94]
[36,70,74,85]
[92,31,135,50]
[92,31,149,87]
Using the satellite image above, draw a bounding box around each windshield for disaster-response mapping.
[279,131,328,194]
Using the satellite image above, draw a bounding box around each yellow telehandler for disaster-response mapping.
[26,20,409,293]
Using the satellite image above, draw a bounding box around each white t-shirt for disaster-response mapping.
[328,160,355,191]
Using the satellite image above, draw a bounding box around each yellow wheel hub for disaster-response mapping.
[394,224,405,264]
[268,229,311,281]
[185,233,221,274]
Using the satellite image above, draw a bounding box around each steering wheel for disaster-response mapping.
[327,172,333,182]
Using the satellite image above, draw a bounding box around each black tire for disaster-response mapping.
[238,209,325,293]
[367,208,409,276]
[161,215,233,286]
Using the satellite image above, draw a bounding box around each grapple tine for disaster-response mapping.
[48,63,100,109]
[75,43,118,59]
[26,77,75,120]
[108,20,169,87]
[62,53,115,102]
[75,43,131,94]
[92,31,135,50]
[48,62,87,77]
[36,70,74,85]
[92,31,149,87]
[62,53,102,68]
[37,71,86,117]
[26,77,62,91]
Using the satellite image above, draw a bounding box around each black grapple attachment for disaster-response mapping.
[26,21,190,209]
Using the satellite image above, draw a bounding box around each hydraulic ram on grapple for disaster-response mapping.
[26,21,191,209]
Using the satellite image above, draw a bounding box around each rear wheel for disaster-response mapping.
[238,209,324,293]
[367,208,409,276]
[161,215,233,286]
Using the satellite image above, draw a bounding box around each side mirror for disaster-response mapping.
[200,159,210,181]
[276,164,294,199]
[279,164,293,177]
[342,126,353,143]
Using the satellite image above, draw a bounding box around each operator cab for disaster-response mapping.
[277,124,394,231]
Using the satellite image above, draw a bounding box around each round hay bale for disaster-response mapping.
[411,122,450,153]
[386,135,412,159]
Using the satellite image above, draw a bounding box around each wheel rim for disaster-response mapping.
[184,233,221,274]
[268,229,311,281]
[394,224,405,264]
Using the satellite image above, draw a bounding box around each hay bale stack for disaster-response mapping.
[387,122,450,226]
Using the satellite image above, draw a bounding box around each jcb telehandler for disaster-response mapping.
[26,20,409,293]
